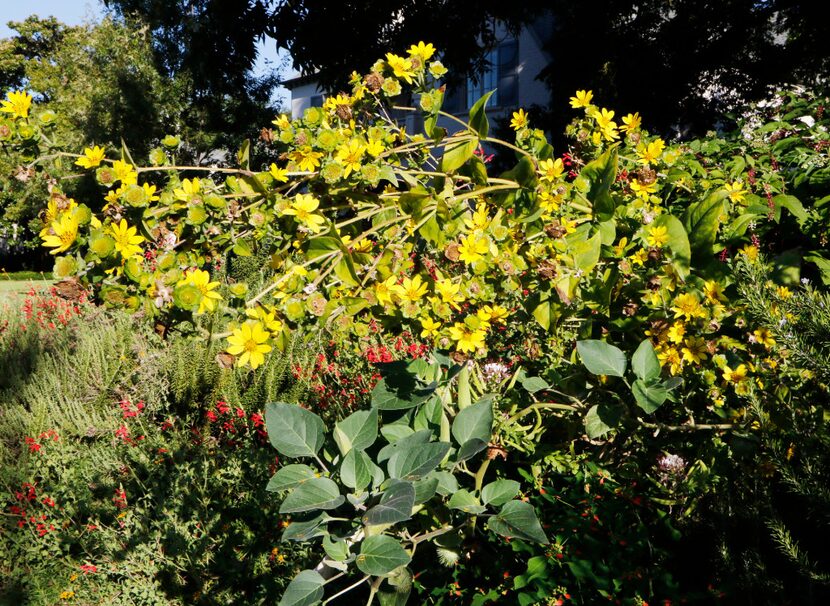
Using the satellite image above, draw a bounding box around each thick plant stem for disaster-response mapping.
[474,459,491,492]
[457,364,472,410]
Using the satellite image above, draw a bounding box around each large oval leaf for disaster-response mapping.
[363,480,415,526]
[267,464,317,493]
[631,339,661,383]
[488,500,548,544]
[334,408,378,455]
[468,89,496,138]
[278,569,325,606]
[265,402,325,458]
[340,449,372,491]
[279,477,344,514]
[356,535,411,576]
[451,396,494,446]
[576,340,627,377]
[388,442,450,480]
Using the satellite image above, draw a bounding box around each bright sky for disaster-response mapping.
[0,0,291,106]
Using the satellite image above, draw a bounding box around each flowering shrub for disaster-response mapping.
[3,42,829,604]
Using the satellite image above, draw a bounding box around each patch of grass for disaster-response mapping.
[0,271,53,281]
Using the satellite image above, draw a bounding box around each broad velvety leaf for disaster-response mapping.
[585,403,621,439]
[576,340,627,377]
[388,442,451,480]
[278,569,325,606]
[265,402,325,458]
[279,477,344,514]
[413,477,439,504]
[468,90,496,138]
[377,430,431,463]
[631,340,661,383]
[281,513,327,542]
[488,500,548,544]
[334,408,378,455]
[372,378,435,411]
[363,480,415,525]
[455,438,488,463]
[267,464,317,493]
[441,138,477,173]
[632,379,668,414]
[356,535,411,576]
[340,449,372,491]
[481,479,521,506]
[448,489,486,514]
[452,396,494,445]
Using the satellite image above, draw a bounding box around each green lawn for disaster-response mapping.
[0,279,53,305]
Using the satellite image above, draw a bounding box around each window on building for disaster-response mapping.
[457,38,519,111]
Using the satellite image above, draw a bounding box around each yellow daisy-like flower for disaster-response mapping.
[646,225,669,248]
[569,89,593,109]
[246,305,283,335]
[510,108,529,131]
[657,346,684,375]
[681,336,708,364]
[283,193,326,232]
[374,276,399,306]
[464,203,490,232]
[112,160,137,185]
[269,163,289,182]
[457,234,489,264]
[289,146,324,172]
[407,41,436,62]
[41,212,80,254]
[630,179,657,200]
[385,53,415,83]
[592,107,616,133]
[226,321,272,369]
[739,244,759,262]
[75,145,106,169]
[420,316,442,339]
[480,304,509,323]
[178,269,223,314]
[109,219,145,259]
[449,322,486,353]
[365,138,385,157]
[776,285,792,299]
[538,158,565,183]
[174,177,202,201]
[433,278,464,309]
[671,292,706,321]
[636,139,666,165]
[703,280,726,304]
[0,90,33,119]
[336,139,366,177]
[752,328,776,349]
[724,181,747,204]
[272,114,291,130]
[621,112,642,133]
[722,364,748,384]
[392,275,428,304]
[667,321,686,344]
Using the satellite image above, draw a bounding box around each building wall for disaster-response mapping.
[289,81,325,119]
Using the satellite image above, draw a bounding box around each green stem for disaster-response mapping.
[474,459,491,492]
[457,364,472,410]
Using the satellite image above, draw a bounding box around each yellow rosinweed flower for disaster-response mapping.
[226,321,272,369]
[178,269,223,314]
[109,219,145,259]
[0,90,33,119]
[408,41,436,62]
[283,193,326,232]
[538,158,565,183]
[449,322,486,354]
[457,234,489,264]
[385,53,415,83]
[646,225,669,248]
[41,212,80,254]
[75,146,106,169]
[569,90,593,108]
[510,108,529,131]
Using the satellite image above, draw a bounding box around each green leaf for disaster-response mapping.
[652,214,691,279]
[363,480,415,525]
[279,477,344,514]
[585,403,621,438]
[519,375,550,394]
[388,442,451,480]
[448,489,486,514]
[378,430,431,463]
[455,438,488,463]
[451,396,493,445]
[581,147,618,221]
[632,379,668,414]
[571,231,602,274]
[267,464,317,493]
[488,500,548,544]
[334,408,378,455]
[372,378,435,411]
[282,513,327,541]
[481,479,521,506]
[340,449,372,491]
[774,194,807,223]
[278,570,325,606]
[430,471,459,496]
[576,340,627,377]
[412,477,439,504]
[232,238,253,257]
[468,90,496,138]
[265,403,325,459]
[356,535,411,576]
[683,192,725,257]
[323,535,350,562]
[441,138,477,173]
[631,340,660,382]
